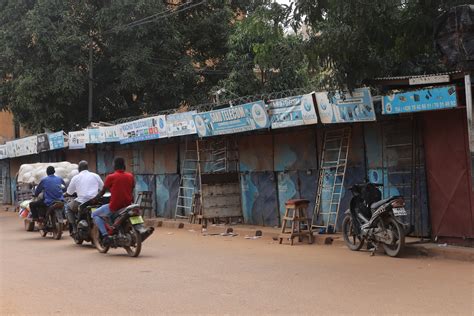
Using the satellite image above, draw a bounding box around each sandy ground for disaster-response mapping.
[0,211,473,315]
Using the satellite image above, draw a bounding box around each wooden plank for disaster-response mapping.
[202,194,241,209]
[202,183,240,195]
[202,206,242,218]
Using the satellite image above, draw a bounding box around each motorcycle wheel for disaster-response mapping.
[39,217,48,237]
[73,234,83,245]
[24,219,35,231]
[382,217,405,257]
[52,214,63,240]
[39,227,48,237]
[342,215,365,251]
[91,226,109,254]
[124,224,142,258]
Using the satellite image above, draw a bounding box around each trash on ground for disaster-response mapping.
[188,229,196,233]
[167,232,173,235]
[220,232,238,237]
[245,235,262,240]
[438,243,448,247]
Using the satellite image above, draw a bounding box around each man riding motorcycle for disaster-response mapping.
[92,157,135,246]
[65,160,104,235]
[29,166,66,224]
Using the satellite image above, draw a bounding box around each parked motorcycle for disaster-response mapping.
[342,183,408,257]
[38,201,65,240]
[70,194,110,245]
[91,203,154,257]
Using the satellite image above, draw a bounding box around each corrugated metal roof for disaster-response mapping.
[373,70,462,81]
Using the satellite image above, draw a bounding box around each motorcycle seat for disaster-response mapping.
[48,201,65,211]
[116,204,140,215]
[370,197,393,210]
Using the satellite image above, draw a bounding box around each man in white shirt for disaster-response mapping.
[65,160,104,234]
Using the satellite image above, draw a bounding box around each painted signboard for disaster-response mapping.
[6,142,14,158]
[8,136,38,157]
[36,134,50,152]
[68,130,89,149]
[166,111,197,137]
[193,101,269,137]
[48,131,65,150]
[101,125,120,142]
[315,87,376,123]
[382,85,457,115]
[0,145,7,160]
[88,128,105,144]
[268,93,318,129]
[120,115,167,144]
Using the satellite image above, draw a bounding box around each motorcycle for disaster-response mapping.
[19,199,35,231]
[38,201,65,240]
[70,194,110,245]
[342,183,408,257]
[90,203,154,257]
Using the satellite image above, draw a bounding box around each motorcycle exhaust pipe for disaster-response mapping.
[135,224,154,242]
[141,227,154,242]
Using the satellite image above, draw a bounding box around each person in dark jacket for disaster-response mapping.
[30,166,65,221]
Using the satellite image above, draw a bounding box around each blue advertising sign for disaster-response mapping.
[166,111,197,137]
[120,115,167,144]
[101,126,120,143]
[88,128,104,144]
[48,131,65,150]
[382,85,457,115]
[315,87,376,123]
[268,93,318,129]
[193,101,269,137]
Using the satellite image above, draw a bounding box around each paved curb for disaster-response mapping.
[144,218,474,262]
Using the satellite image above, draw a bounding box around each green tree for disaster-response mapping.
[217,2,312,97]
[0,0,247,132]
[291,0,467,90]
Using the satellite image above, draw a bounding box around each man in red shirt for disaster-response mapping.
[92,157,135,241]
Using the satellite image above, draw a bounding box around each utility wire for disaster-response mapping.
[107,1,206,33]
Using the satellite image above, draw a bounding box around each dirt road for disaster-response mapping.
[0,211,472,315]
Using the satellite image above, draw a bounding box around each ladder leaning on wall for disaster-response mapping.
[312,127,351,233]
[174,138,201,220]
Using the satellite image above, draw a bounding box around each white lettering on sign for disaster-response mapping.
[211,107,246,123]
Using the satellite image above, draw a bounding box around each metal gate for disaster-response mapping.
[382,118,429,237]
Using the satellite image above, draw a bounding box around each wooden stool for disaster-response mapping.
[279,199,314,245]
[135,191,153,218]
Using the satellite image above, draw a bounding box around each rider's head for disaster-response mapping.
[46,166,55,176]
[114,157,126,171]
[78,160,88,172]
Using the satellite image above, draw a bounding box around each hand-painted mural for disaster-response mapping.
[273,129,317,171]
[238,134,273,172]
[240,172,279,226]
[96,144,114,175]
[134,175,156,216]
[155,174,179,218]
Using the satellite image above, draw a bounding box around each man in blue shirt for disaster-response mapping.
[30,166,65,221]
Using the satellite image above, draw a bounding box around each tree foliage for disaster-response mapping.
[0,0,243,132]
[218,1,312,97]
[1,0,468,132]
[291,0,468,90]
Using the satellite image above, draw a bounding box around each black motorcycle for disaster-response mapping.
[342,183,408,257]
[70,195,110,245]
[91,204,154,257]
[38,201,65,240]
